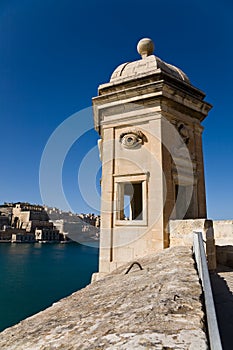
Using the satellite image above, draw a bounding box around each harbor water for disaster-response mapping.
[0,242,98,332]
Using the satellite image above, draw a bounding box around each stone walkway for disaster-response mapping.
[210,265,233,350]
[0,247,207,350]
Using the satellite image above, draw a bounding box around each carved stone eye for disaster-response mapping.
[120,131,145,149]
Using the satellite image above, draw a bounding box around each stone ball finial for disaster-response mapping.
[137,38,154,59]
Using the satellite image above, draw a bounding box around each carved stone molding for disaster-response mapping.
[176,122,190,145]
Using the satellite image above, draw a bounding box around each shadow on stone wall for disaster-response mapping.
[210,270,233,350]
[216,245,233,268]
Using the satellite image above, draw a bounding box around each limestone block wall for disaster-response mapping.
[169,219,207,247]
[213,220,233,245]
[213,220,233,267]
[169,219,216,270]
[169,219,233,269]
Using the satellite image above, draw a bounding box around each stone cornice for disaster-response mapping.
[93,74,212,133]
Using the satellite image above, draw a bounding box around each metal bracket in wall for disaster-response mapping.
[125,262,143,274]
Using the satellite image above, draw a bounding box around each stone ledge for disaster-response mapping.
[0,246,207,349]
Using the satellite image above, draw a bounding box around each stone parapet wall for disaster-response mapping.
[0,246,207,349]
[169,219,233,270]
[216,245,233,267]
[213,220,233,245]
[169,219,233,246]
[212,221,233,267]
[169,219,217,270]
[169,219,206,247]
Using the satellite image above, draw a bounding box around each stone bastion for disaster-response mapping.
[0,246,207,350]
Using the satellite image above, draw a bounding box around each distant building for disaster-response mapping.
[35,228,60,242]
[12,203,49,231]
[0,203,13,229]
[0,202,99,243]
[0,228,12,241]
[46,208,100,242]
[52,218,98,243]
[0,202,14,216]
[0,216,9,230]
[78,213,100,228]
[0,227,31,242]
[7,202,63,242]
[11,232,35,243]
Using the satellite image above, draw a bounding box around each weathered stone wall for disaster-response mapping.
[169,219,233,247]
[213,220,233,245]
[169,219,206,247]
[212,220,233,267]
[0,246,207,349]
[169,219,217,270]
[169,219,233,268]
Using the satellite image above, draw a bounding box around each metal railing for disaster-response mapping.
[193,231,222,350]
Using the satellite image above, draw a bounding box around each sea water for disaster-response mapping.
[0,242,98,332]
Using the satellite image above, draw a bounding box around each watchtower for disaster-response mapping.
[92,38,212,278]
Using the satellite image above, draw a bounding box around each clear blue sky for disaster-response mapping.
[0,0,232,219]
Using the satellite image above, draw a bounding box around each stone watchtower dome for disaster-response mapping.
[92,38,212,279]
[111,38,190,84]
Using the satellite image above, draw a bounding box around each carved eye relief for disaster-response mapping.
[122,134,142,148]
[119,131,145,149]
